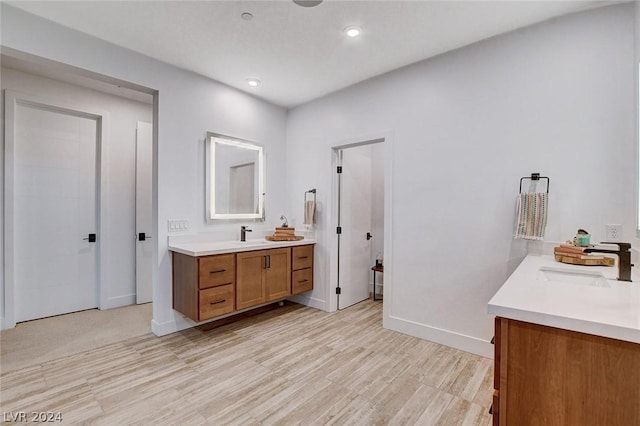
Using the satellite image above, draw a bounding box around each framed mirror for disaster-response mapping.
[206,132,264,220]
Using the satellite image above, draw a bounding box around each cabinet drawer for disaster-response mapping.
[292,268,313,294]
[292,245,313,270]
[199,254,235,289]
[199,284,234,321]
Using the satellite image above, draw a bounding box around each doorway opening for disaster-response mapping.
[333,139,386,311]
[2,53,157,329]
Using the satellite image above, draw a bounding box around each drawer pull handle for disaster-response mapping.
[298,279,309,283]
[210,269,226,274]
[298,256,309,259]
[210,299,226,305]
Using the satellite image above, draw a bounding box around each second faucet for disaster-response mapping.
[240,225,252,242]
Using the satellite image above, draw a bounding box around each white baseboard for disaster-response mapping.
[0,316,13,330]
[151,315,194,336]
[384,314,494,358]
[287,295,327,311]
[101,294,136,310]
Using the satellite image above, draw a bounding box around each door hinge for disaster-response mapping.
[336,287,341,295]
[337,166,342,174]
[336,226,342,234]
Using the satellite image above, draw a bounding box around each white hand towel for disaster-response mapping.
[303,200,316,225]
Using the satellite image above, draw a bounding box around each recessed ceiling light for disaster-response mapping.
[241,12,253,21]
[293,0,323,7]
[344,26,361,38]
[246,78,261,87]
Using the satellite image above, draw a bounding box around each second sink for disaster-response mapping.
[537,266,611,288]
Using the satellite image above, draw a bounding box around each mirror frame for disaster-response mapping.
[206,132,264,220]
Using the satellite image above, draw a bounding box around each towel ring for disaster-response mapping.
[304,188,317,225]
[519,173,549,194]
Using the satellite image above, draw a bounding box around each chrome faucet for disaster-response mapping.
[584,242,634,282]
[240,225,252,242]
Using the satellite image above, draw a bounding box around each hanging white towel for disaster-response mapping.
[514,192,548,240]
[303,200,316,225]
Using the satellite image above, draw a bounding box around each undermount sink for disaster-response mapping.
[537,266,611,288]
[231,240,269,246]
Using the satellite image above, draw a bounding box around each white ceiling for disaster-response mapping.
[6,1,618,108]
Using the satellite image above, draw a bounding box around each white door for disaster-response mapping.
[338,146,373,309]
[14,102,99,322]
[135,121,153,304]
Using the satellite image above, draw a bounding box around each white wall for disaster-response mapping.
[1,4,288,334]
[1,67,152,311]
[286,4,637,356]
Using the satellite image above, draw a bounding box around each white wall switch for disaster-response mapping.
[168,220,189,232]
[605,224,621,241]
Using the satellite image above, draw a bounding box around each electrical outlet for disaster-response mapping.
[605,224,621,241]
[168,220,189,232]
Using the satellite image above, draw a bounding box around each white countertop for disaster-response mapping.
[488,255,640,344]
[169,238,316,257]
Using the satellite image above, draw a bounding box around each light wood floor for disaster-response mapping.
[0,300,493,425]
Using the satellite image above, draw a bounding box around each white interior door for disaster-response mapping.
[135,121,153,304]
[14,102,99,322]
[338,146,373,309]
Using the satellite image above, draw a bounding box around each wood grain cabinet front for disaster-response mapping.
[494,316,640,426]
[172,252,236,322]
[199,284,234,321]
[172,243,314,324]
[236,247,291,310]
[291,245,314,295]
[198,254,235,289]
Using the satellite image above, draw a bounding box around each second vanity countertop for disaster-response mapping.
[169,238,316,257]
[488,255,640,344]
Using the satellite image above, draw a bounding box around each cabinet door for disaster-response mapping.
[236,250,267,310]
[266,247,291,301]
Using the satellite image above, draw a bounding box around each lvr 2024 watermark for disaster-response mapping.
[3,412,62,422]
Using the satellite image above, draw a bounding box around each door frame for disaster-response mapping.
[3,89,110,328]
[328,132,394,316]
[135,120,153,305]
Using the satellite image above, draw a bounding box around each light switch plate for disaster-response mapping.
[168,220,189,232]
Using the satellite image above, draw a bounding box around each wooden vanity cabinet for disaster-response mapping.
[236,247,291,310]
[292,244,314,294]
[172,252,236,322]
[172,243,314,323]
[493,316,640,426]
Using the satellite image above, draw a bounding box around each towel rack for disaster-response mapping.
[519,173,549,194]
[304,189,316,225]
[305,188,316,201]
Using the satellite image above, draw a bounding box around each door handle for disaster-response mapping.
[267,255,271,269]
[138,232,152,241]
[366,232,373,240]
[83,233,96,243]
